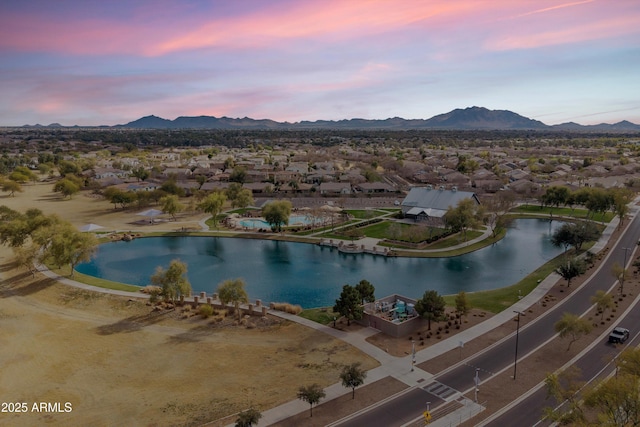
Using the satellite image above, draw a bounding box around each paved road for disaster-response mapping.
[337,212,640,427]
[482,277,640,426]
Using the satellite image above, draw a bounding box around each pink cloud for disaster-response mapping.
[1,0,638,58]
[484,1,640,51]
[150,0,477,55]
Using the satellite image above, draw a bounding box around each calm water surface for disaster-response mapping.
[76,219,564,308]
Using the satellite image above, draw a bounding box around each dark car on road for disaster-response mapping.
[608,327,630,344]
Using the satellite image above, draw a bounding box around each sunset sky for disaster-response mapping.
[1,0,639,126]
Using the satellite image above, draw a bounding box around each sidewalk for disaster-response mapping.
[247,213,624,426]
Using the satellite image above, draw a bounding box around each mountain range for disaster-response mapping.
[21,107,640,132]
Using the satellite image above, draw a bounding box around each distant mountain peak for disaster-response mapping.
[15,107,639,131]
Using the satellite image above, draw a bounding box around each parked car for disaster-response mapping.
[608,327,630,344]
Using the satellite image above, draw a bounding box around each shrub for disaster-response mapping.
[142,285,163,303]
[271,302,303,314]
[199,304,214,318]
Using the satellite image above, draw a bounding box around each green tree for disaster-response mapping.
[229,166,247,184]
[590,290,614,320]
[584,375,640,426]
[160,178,185,196]
[9,166,38,183]
[64,228,99,276]
[0,208,51,247]
[235,408,262,427]
[454,291,471,325]
[225,182,243,201]
[103,187,124,209]
[102,187,137,209]
[1,179,23,196]
[198,191,227,228]
[226,183,254,209]
[297,383,325,417]
[483,190,515,238]
[584,187,613,219]
[540,185,571,209]
[234,188,254,209]
[195,174,207,189]
[611,187,634,227]
[415,290,446,331]
[32,218,98,276]
[223,157,235,172]
[53,178,80,199]
[544,366,586,424]
[57,159,82,176]
[355,279,375,303]
[150,259,192,303]
[340,362,367,399]
[556,258,586,288]
[160,194,184,221]
[217,278,249,320]
[12,243,41,277]
[551,222,601,253]
[582,349,640,426]
[263,200,292,232]
[573,222,601,251]
[443,198,483,241]
[131,166,150,182]
[611,261,629,294]
[333,284,363,326]
[554,312,592,351]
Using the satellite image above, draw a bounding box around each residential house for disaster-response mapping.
[354,182,397,194]
[319,182,351,195]
[93,167,130,180]
[162,167,192,179]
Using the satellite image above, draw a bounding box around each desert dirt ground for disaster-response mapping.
[0,183,384,426]
[0,182,635,426]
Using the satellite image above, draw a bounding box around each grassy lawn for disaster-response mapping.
[444,247,591,313]
[299,307,341,325]
[204,214,228,229]
[345,209,388,219]
[392,228,505,258]
[227,208,260,215]
[53,268,142,293]
[513,205,614,222]
[422,230,483,250]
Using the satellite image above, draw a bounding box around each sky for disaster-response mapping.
[1,0,639,127]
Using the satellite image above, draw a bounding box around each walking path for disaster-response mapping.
[33,206,625,426]
[244,213,623,426]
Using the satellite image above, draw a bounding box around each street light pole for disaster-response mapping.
[513,310,524,380]
[411,340,416,372]
[621,247,632,294]
[474,368,480,403]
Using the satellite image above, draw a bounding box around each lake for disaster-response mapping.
[76,219,564,308]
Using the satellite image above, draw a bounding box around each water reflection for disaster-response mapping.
[76,219,564,308]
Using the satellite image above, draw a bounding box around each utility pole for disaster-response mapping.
[621,247,632,294]
[513,310,524,380]
[411,340,415,371]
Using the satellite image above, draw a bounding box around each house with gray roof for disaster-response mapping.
[401,186,480,226]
